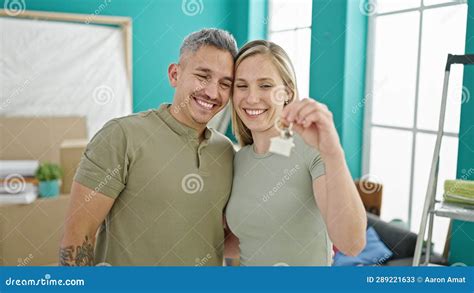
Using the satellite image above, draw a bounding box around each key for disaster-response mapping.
[269,118,295,157]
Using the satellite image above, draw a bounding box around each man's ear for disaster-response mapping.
[168,63,179,88]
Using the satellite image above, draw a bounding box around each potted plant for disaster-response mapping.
[35,162,62,198]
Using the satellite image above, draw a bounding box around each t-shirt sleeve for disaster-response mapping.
[308,150,326,180]
[301,138,326,180]
[73,119,129,199]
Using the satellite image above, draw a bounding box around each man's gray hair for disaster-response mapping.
[180,28,238,59]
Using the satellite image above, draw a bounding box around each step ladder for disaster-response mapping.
[413,54,474,266]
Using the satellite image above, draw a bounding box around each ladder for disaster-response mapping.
[413,54,474,266]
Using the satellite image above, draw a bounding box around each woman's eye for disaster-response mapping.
[235,84,247,89]
[260,84,273,89]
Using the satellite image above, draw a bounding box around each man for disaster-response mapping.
[59,28,237,266]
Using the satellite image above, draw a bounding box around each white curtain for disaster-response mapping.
[0,17,132,137]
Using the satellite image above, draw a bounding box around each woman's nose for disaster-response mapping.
[246,88,261,104]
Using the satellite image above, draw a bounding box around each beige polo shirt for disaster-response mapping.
[74,104,234,266]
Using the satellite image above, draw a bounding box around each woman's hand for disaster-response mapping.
[281,98,343,158]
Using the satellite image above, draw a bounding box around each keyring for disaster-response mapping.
[270,117,296,157]
[274,117,293,138]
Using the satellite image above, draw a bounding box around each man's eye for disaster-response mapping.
[220,83,231,89]
[196,74,208,80]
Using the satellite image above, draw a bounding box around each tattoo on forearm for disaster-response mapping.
[59,235,94,266]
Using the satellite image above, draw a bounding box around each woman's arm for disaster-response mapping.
[312,151,367,256]
[223,216,240,261]
[281,98,367,256]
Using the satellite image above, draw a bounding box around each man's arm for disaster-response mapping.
[59,181,115,266]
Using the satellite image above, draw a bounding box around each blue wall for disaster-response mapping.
[450,0,474,266]
[6,0,266,113]
[309,0,367,179]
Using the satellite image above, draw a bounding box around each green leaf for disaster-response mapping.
[35,162,63,181]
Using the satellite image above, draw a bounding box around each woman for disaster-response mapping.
[225,40,367,266]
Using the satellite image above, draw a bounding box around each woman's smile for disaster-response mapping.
[242,108,268,118]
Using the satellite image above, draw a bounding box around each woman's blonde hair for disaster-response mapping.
[231,40,299,147]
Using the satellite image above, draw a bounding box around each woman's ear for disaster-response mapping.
[283,87,294,106]
[168,63,179,88]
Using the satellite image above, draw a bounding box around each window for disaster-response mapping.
[267,0,313,98]
[363,0,468,252]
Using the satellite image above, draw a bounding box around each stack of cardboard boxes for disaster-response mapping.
[0,116,88,266]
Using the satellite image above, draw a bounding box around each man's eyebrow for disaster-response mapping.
[194,67,211,73]
[234,77,275,82]
[221,76,233,83]
[195,67,233,82]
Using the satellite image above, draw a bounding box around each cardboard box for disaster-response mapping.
[354,180,383,216]
[0,116,87,266]
[0,116,87,164]
[0,195,70,266]
[60,139,88,194]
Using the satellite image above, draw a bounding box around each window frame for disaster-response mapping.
[362,0,467,229]
[267,0,313,98]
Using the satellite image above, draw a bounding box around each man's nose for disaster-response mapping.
[204,80,219,100]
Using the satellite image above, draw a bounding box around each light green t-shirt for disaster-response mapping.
[226,134,332,266]
[74,104,234,266]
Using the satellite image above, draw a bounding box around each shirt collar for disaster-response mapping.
[154,104,212,140]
